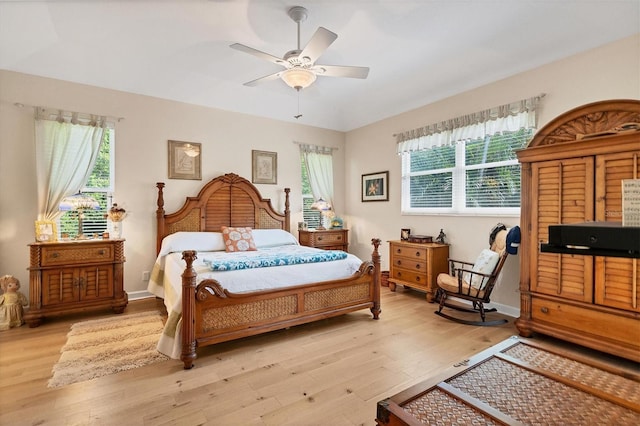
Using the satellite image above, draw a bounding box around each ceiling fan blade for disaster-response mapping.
[312,65,370,79]
[243,71,283,87]
[299,27,338,64]
[230,43,287,67]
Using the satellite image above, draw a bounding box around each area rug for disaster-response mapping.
[377,336,640,425]
[48,311,169,388]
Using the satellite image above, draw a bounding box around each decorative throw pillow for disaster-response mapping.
[463,249,500,290]
[221,226,257,252]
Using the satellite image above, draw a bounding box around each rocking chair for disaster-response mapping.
[434,224,519,326]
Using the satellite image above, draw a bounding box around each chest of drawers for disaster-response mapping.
[388,240,449,302]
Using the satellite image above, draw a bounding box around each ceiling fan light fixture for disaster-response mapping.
[281,68,316,90]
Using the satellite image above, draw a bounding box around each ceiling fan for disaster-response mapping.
[230,6,369,91]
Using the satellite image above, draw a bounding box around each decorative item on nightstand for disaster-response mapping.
[330,216,344,229]
[107,203,126,239]
[59,192,101,240]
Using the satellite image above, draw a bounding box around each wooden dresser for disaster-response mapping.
[299,229,349,252]
[25,239,128,327]
[388,240,449,302]
[516,99,640,361]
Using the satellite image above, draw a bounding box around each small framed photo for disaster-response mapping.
[362,171,389,202]
[168,140,201,180]
[35,220,57,242]
[298,221,308,231]
[401,228,411,240]
[252,150,277,184]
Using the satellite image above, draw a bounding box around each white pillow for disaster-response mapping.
[252,229,299,248]
[159,232,226,256]
[464,249,500,290]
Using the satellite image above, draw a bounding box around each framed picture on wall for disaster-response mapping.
[168,140,201,180]
[252,150,277,184]
[362,171,389,202]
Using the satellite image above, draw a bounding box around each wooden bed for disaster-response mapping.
[155,173,381,369]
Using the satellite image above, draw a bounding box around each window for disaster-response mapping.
[401,128,533,215]
[58,127,115,238]
[301,155,321,229]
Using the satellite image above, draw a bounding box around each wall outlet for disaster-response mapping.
[142,271,150,281]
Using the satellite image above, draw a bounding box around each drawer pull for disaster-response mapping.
[98,249,106,255]
[396,248,401,253]
[415,276,420,282]
[415,264,420,269]
[415,251,420,257]
[318,236,323,241]
[540,307,549,314]
[396,260,402,266]
[336,236,342,240]
[52,252,59,258]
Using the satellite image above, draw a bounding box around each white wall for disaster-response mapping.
[344,34,640,311]
[0,72,345,300]
[1,34,638,314]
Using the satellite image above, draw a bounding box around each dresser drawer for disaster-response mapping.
[392,257,426,273]
[391,244,427,260]
[41,243,115,266]
[390,268,427,288]
[313,232,345,245]
[531,297,639,346]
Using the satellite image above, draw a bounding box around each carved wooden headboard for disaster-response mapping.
[156,173,290,254]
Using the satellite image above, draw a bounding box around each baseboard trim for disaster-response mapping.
[127,290,156,301]
[490,302,520,319]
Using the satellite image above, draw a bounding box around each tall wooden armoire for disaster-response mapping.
[515,99,640,361]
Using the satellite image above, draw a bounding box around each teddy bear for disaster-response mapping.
[0,275,28,330]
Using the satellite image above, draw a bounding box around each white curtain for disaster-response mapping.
[299,143,335,208]
[35,109,106,220]
[395,95,544,154]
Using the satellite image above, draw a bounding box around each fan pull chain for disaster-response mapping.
[294,89,303,119]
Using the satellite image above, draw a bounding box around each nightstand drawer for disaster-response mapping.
[299,229,349,252]
[41,243,114,266]
[314,232,344,245]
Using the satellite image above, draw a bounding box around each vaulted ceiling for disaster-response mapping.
[1,0,638,131]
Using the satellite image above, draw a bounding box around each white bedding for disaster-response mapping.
[147,229,364,358]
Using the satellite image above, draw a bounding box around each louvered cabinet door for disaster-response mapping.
[530,157,595,302]
[595,151,640,312]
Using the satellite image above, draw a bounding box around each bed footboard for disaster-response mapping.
[180,238,381,369]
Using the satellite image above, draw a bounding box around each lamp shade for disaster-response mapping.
[281,68,316,90]
[59,193,101,211]
[310,197,331,212]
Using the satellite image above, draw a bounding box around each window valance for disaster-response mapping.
[395,95,544,154]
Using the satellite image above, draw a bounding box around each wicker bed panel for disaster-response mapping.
[304,283,370,311]
[258,208,283,229]
[167,209,202,234]
[201,295,297,332]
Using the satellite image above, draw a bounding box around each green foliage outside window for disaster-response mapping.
[59,129,113,238]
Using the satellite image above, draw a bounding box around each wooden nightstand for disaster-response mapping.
[388,240,449,302]
[24,239,128,327]
[299,229,349,252]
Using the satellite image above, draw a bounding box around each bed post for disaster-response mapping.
[284,188,291,232]
[371,238,381,319]
[181,250,198,369]
[156,182,166,255]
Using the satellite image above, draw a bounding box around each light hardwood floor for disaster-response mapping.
[0,287,523,425]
